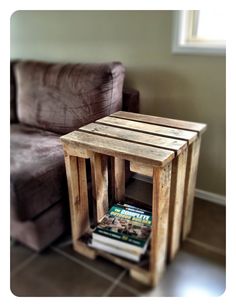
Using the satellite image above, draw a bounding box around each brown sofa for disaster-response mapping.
[10,60,139,251]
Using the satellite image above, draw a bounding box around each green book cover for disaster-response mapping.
[93,203,152,249]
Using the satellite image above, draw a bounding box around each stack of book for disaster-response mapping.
[89,203,152,262]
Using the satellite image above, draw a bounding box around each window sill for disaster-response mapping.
[172,42,226,56]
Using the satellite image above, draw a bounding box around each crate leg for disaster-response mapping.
[63,151,90,245]
[150,162,172,286]
[167,148,188,262]
[91,153,109,223]
[182,137,201,240]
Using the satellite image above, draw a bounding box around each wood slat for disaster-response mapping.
[97,116,197,144]
[111,111,207,135]
[130,161,153,177]
[151,162,172,286]
[182,137,202,240]
[80,122,187,155]
[114,157,125,202]
[77,157,91,237]
[63,152,90,242]
[167,148,188,262]
[61,131,175,167]
[90,153,109,223]
[63,154,80,242]
[63,143,91,158]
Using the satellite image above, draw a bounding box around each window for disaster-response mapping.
[172,10,226,55]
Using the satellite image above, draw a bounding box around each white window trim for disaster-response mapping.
[172,11,226,56]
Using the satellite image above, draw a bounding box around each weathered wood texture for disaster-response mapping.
[90,152,109,223]
[111,111,207,135]
[97,116,198,144]
[130,161,153,177]
[113,157,126,202]
[80,122,187,154]
[150,163,172,286]
[61,130,174,167]
[62,141,91,158]
[167,149,188,262]
[60,111,206,287]
[63,151,90,244]
[182,137,202,240]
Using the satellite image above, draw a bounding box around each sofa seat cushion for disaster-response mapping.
[11,124,67,221]
[11,199,69,251]
[14,61,125,134]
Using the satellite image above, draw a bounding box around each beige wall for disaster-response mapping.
[10,11,226,195]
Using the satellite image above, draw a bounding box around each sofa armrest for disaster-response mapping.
[122,88,140,113]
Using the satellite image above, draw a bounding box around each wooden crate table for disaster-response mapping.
[60,111,206,286]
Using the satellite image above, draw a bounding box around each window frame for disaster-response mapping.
[172,10,226,56]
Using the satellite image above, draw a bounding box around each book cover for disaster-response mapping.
[92,203,152,253]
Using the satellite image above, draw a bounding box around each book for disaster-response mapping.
[90,239,141,262]
[89,203,152,261]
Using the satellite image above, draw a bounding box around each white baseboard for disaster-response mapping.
[132,174,226,206]
[195,189,226,206]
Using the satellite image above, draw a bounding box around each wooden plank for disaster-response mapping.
[63,153,80,243]
[108,157,115,204]
[150,162,172,286]
[167,148,188,262]
[114,157,125,202]
[80,122,187,154]
[111,111,207,135]
[61,131,175,167]
[77,157,91,236]
[130,161,153,177]
[90,153,109,223]
[97,116,197,144]
[61,139,91,158]
[63,152,90,243]
[182,137,202,240]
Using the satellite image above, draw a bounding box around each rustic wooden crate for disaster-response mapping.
[61,111,206,286]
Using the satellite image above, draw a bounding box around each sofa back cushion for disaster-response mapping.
[10,62,18,123]
[14,61,125,134]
